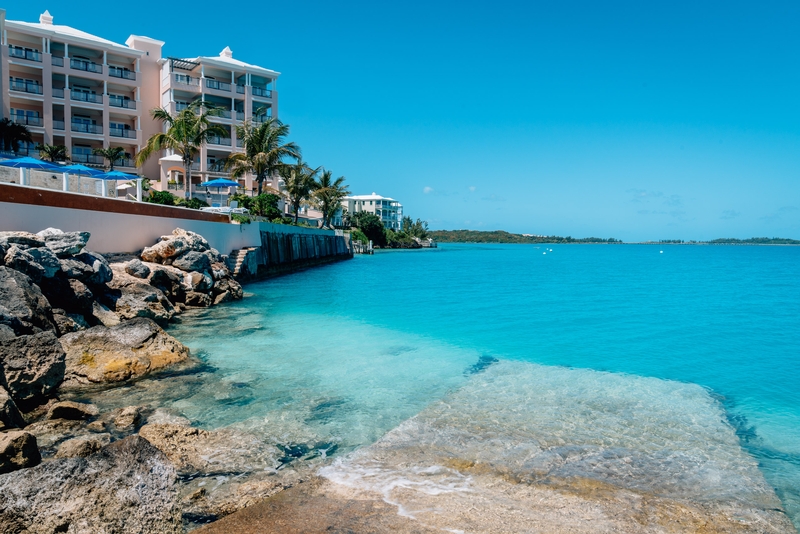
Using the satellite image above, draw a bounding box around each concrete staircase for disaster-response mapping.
[227,247,259,278]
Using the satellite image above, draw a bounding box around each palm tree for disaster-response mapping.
[136,101,227,199]
[37,144,70,162]
[0,118,33,155]
[281,161,320,224]
[93,146,126,171]
[314,169,350,228]
[226,116,300,196]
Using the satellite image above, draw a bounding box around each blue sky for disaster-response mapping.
[14,1,800,240]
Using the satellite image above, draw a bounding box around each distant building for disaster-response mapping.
[342,193,402,231]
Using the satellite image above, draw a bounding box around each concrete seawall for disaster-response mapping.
[0,184,353,277]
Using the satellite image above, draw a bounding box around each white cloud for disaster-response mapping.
[423,186,433,194]
[468,186,476,192]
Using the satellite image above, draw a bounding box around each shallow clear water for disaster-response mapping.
[92,244,800,527]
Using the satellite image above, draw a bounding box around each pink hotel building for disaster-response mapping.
[0,9,280,194]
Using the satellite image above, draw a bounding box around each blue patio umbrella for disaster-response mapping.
[0,156,60,186]
[199,178,239,188]
[199,178,240,206]
[95,170,138,180]
[62,163,104,177]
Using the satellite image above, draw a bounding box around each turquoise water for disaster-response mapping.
[94,244,800,527]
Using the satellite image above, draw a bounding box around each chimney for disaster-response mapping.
[220,46,233,58]
[39,10,53,25]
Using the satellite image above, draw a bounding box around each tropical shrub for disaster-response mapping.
[178,197,209,210]
[352,212,387,247]
[146,190,176,206]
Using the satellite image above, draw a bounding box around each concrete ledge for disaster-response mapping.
[0,183,230,223]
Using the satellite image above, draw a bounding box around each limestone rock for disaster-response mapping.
[4,245,46,282]
[103,269,175,324]
[140,228,210,264]
[0,331,65,408]
[42,230,90,258]
[173,250,211,273]
[25,247,61,278]
[113,406,142,429]
[54,433,110,458]
[0,231,45,249]
[145,263,187,303]
[0,387,26,431]
[213,291,233,305]
[125,258,151,279]
[74,251,112,285]
[0,435,181,533]
[185,291,212,307]
[46,401,99,421]
[0,266,55,335]
[23,418,82,449]
[91,301,121,327]
[211,261,231,281]
[40,278,95,317]
[60,318,190,387]
[189,270,213,293]
[35,227,63,238]
[0,430,40,474]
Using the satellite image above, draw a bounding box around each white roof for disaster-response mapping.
[7,11,143,56]
[346,193,398,202]
[158,154,184,163]
[184,47,279,77]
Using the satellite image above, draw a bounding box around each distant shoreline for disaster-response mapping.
[429,230,800,246]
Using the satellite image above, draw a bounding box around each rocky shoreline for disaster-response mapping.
[0,227,264,533]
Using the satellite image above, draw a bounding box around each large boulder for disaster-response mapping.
[46,401,99,421]
[40,277,95,316]
[125,258,151,279]
[3,245,46,282]
[59,252,112,286]
[0,430,40,474]
[102,273,176,325]
[0,231,45,249]
[0,435,181,533]
[0,332,65,409]
[142,263,187,304]
[41,230,90,258]
[59,318,190,387]
[0,267,55,335]
[0,387,26,431]
[54,433,110,459]
[188,271,213,293]
[172,250,211,273]
[25,247,61,278]
[184,291,212,307]
[140,228,210,264]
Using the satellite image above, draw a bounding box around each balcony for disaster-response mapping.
[205,79,231,92]
[10,115,43,127]
[70,58,103,74]
[235,111,244,121]
[217,109,232,119]
[174,74,199,86]
[9,47,42,62]
[9,80,43,95]
[51,56,64,67]
[207,135,232,146]
[52,88,65,99]
[71,122,103,135]
[109,127,136,139]
[108,66,135,80]
[236,85,245,94]
[236,139,243,148]
[191,162,201,171]
[71,153,104,165]
[109,96,136,109]
[53,120,65,130]
[117,158,135,168]
[251,86,272,98]
[71,91,103,104]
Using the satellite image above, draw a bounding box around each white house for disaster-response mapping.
[342,192,402,230]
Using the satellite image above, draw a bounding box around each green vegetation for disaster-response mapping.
[136,101,227,199]
[402,217,429,239]
[231,213,252,224]
[281,161,320,224]
[352,212,387,247]
[429,230,622,244]
[0,118,32,155]
[36,144,69,162]
[146,190,176,206]
[177,197,209,210]
[230,193,283,220]
[314,170,350,228]
[706,237,800,245]
[350,229,369,244]
[92,146,126,171]
[226,114,301,196]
